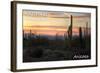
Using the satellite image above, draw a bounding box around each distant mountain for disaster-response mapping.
[40,35,65,40]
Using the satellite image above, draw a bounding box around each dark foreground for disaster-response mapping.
[23,34,91,62]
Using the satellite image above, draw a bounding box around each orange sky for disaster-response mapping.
[23,26,82,36]
[23,10,91,36]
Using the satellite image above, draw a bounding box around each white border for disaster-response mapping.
[17,3,96,69]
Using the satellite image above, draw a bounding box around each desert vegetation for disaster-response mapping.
[23,26,91,62]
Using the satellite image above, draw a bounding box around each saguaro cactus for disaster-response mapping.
[68,15,73,40]
[79,27,84,48]
[67,15,73,48]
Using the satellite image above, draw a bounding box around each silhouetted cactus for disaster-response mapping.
[79,27,82,40]
[79,27,84,48]
[68,15,73,40]
[55,33,59,41]
[67,15,73,48]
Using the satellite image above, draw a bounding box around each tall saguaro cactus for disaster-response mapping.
[79,27,82,41]
[68,15,73,40]
[79,27,84,48]
[67,15,73,48]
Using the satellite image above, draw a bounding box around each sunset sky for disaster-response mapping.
[23,10,91,36]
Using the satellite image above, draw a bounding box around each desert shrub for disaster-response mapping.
[42,49,65,60]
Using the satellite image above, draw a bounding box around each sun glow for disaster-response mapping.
[23,10,91,36]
